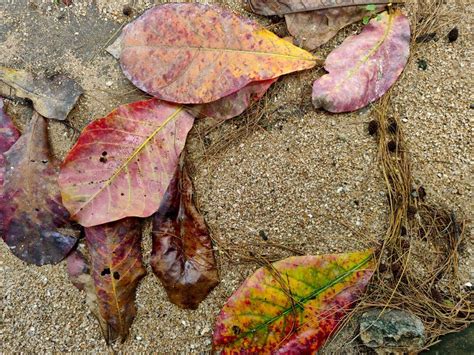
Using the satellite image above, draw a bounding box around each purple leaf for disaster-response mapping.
[312,11,410,113]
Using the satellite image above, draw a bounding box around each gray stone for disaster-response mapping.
[360,308,425,354]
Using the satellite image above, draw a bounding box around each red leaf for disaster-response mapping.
[0,99,20,233]
[119,3,316,104]
[1,113,77,265]
[59,99,194,227]
[151,157,219,309]
[312,11,410,113]
[85,218,146,343]
[190,79,277,120]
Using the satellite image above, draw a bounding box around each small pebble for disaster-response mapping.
[417,59,428,70]
[105,80,113,87]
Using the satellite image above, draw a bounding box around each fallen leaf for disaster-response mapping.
[119,3,317,104]
[213,250,375,353]
[247,0,400,15]
[66,248,109,339]
[189,79,277,120]
[0,99,19,155]
[151,156,219,309]
[85,218,146,343]
[59,99,194,227]
[0,67,83,120]
[0,98,20,236]
[312,11,410,113]
[285,5,386,50]
[1,113,77,265]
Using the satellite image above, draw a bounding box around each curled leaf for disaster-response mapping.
[119,3,316,104]
[285,5,386,50]
[312,11,410,113]
[151,157,219,309]
[1,113,77,265]
[189,79,277,120]
[85,218,146,343]
[213,250,375,353]
[247,0,399,15]
[0,67,83,120]
[59,99,194,227]
[67,248,109,337]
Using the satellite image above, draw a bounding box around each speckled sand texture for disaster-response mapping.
[1,0,472,352]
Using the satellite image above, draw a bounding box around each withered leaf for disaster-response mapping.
[285,5,386,50]
[1,113,77,265]
[59,99,194,228]
[0,67,83,120]
[189,79,277,120]
[312,11,410,112]
[66,248,109,338]
[118,3,316,104]
[85,217,146,343]
[247,0,401,16]
[151,157,219,309]
[0,98,20,236]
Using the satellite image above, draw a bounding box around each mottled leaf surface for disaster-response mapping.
[213,250,375,353]
[119,3,316,104]
[189,79,277,120]
[0,98,20,236]
[312,11,410,113]
[285,5,386,50]
[0,67,83,120]
[59,99,194,227]
[1,113,77,265]
[151,158,219,309]
[248,0,399,15]
[85,218,146,343]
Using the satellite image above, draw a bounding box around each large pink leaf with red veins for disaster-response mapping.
[1,113,77,265]
[213,250,375,353]
[119,3,316,104]
[59,99,194,227]
[312,11,410,113]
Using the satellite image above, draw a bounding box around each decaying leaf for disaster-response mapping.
[247,0,400,16]
[85,218,146,343]
[285,5,386,50]
[189,79,277,120]
[213,250,375,353]
[119,3,317,104]
[59,99,194,227]
[151,157,219,309]
[67,248,109,339]
[1,113,77,265]
[0,67,83,120]
[312,11,410,113]
[0,98,20,235]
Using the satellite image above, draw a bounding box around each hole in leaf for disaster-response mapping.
[113,271,120,280]
[99,156,107,163]
[102,151,107,156]
[232,325,241,335]
[101,268,111,276]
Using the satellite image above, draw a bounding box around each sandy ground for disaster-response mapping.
[1,0,472,352]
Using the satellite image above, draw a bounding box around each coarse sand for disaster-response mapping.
[1,0,472,352]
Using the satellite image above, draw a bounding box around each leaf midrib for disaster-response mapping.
[124,44,317,62]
